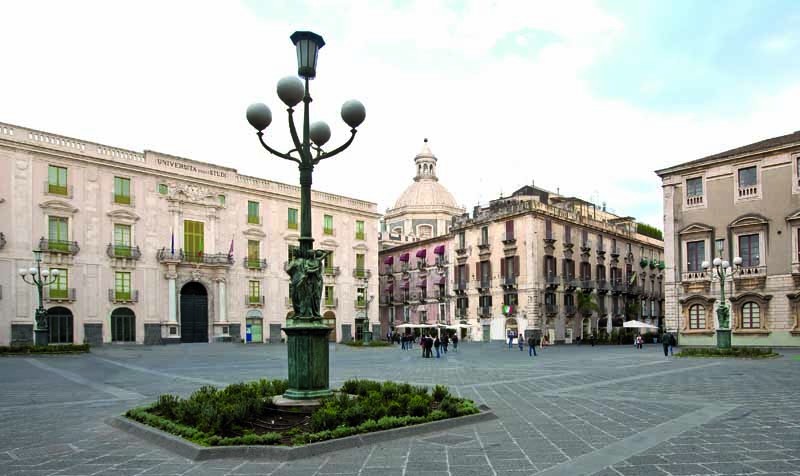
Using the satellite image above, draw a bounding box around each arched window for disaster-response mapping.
[741,302,760,329]
[689,304,705,329]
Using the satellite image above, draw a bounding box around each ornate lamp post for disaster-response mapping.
[18,250,60,346]
[702,256,742,349]
[246,31,365,400]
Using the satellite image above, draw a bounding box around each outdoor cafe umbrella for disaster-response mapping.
[622,320,659,330]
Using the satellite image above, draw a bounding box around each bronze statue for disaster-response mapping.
[286,248,330,318]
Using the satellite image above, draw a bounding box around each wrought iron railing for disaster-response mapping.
[244,258,267,270]
[39,238,80,255]
[106,244,142,260]
[245,295,265,306]
[44,287,76,302]
[109,289,139,303]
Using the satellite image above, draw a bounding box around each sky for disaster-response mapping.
[2,0,799,230]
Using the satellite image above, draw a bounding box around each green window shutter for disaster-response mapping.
[355,220,365,239]
[218,194,225,206]
[356,253,365,277]
[288,208,298,229]
[114,177,131,204]
[324,215,333,234]
[50,268,68,299]
[114,224,132,256]
[248,201,260,224]
[48,166,68,195]
[158,184,168,195]
[184,220,204,262]
[247,240,260,264]
[324,286,334,306]
[115,272,131,300]
[249,281,260,303]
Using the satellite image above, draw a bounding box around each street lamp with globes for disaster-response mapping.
[702,256,743,349]
[18,250,60,346]
[246,31,365,401]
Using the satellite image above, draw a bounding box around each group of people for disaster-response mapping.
[507,330,548,357]
[392,332,459,357]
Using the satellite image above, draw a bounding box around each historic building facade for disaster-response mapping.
[380,139,464,248]
[378,235,453,335]
[0,121,380,346]
[450,186,664,342]
[657,130,800,347]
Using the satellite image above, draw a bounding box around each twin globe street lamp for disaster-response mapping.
[702,256,743,349]
[246,31,365,400]
[18,250,61,346]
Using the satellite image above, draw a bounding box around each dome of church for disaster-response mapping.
[390,139,460,211]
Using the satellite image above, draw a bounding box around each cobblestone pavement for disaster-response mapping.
[1,343,798,476]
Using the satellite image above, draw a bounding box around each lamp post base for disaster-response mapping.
[34,329,49,346]
[282,320,332,400]
[716,329,731,350]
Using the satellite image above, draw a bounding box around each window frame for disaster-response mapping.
[287,208,298,230]
[323,214,334,235]
[48,165,68,196]
[733,162,762,202]
[686,240,706,273]
[355,220,365,240]
[247,201,260,225]
[688,304,706,329]
[741,302,761,329]
[683,174,706,210]
[115,271,132,300]
[113,176,131,205]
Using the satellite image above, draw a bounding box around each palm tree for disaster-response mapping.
[577,291,599,316]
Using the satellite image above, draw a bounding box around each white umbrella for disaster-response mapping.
[622,320,658,329]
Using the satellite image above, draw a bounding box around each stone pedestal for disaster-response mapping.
[282,320,332,400]
[33,329,49,346]
[716,329,731,349]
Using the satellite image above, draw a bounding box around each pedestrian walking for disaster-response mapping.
[452,334,459,352]
[507,330,514,349]
[528,335,537,357]
[669,332,676,355]
[661,332,670,357]
[442,334,449,353]
[518,334,524,351]
[590,334,596,347]
[434,336,441,358]
[401,334,406,350]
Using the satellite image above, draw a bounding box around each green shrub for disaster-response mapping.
[438,396,459,417]
[0,344,90,355]
[432,385,449,402]
[678,347,778,358]
[310,404,341,432]
[407,394,431,417]
[367,341,391,347]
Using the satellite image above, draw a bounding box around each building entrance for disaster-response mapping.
[180,282,208,343]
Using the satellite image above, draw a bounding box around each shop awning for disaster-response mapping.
[434,245,445,255]
[416,248,427,258]
[399,252,410,262]
[383,256,394,265]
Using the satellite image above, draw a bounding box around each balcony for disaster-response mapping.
[417,260,428,271]
[106,244,142,260]
[564,305,576,316]
[435,256,448,268]
[686,194,704,207]
[246,214,262,225]
[244,258,267,270]
[111,192,134,207]
[0,232,5,249]
[545,304,559,316]
[477,279,491,291]
[734,265,767,290]
[323,297,338,309]
[626,284,642,296]
[189,253,234,266]
[44,181,74,198]
[435,289,449,301]
[39,238,80,255]
[681,271,709,282]
[563,276,578,291]
[381,265,395,276]
[380,295,391,306]
[455,246,468,256]
[392,294,405,305]
[353,268,371,280]
[407,293,420,304]
[157,248,184,262]
[354,299,367,309]
[596,280,608,293]
[580,279,594,291]
[502,275,517,287]
[610,280,625,294]
[738,185,759,199]
[44,287,76,302]
[455,307,468,318]
[502,232,516,245]
[109,289,138,304]
[478,306,492,318]
[545,274,560,289]
[455,280,467,292]
[245,295,265,307]
[400,263,410,274]
[323,266,341,277]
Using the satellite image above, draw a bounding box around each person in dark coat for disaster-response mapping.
[452,334,459,352]
[518,333,524,351]
[434,336,441,358]
[442,334,449,353]
[527,335,537,357]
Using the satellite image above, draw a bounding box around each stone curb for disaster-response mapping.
[106,406,497,461]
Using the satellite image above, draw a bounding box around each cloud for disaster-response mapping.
[0,0,797,235]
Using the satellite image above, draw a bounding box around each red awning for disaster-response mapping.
[434,245,445,255]
[416,248,427,258]
[399,253,410,262]
[383,256,394,265]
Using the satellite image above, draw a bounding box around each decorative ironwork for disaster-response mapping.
[106,244,142,260]
[38,238,80,255]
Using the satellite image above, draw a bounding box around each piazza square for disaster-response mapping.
[2,2,800,475]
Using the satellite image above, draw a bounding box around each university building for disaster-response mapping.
[378,140,665,342]
[657,130,800,347]
[0,121,380,346]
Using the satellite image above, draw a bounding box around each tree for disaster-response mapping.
[577,291,599,317]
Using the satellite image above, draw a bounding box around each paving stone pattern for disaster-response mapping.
[0,343,798,475]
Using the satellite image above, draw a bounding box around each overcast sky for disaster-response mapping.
[2,0,799,229]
